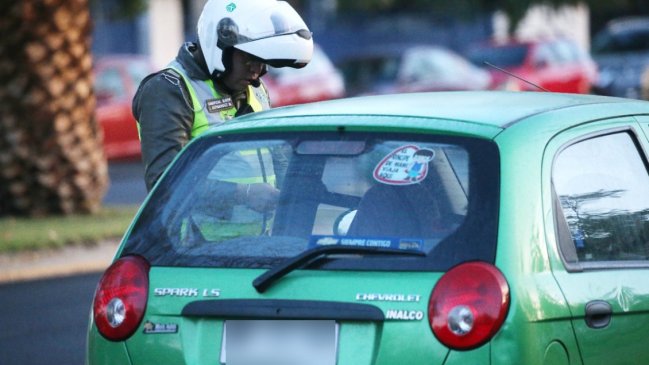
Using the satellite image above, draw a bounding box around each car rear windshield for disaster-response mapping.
[122,131,500,271]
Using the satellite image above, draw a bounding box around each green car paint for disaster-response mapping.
[88,91,649,365]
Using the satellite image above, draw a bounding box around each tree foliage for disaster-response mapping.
[105,0,649,32]
[92,0,147,20]
[336,0,649,33]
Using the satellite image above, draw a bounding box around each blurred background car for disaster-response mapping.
[263,44,346,107]
[336,44,493,96]
[94,55,153,160]
[464,38,597,94]
[591,16,649,99]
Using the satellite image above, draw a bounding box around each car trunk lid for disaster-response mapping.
[124,267,449,365]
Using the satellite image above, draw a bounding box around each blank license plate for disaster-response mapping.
[221,320,338,365]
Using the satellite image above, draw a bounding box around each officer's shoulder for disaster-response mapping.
[136,68,184,95]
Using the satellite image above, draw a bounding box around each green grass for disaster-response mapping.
[0,205,140,253]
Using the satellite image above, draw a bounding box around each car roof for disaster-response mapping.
[472,37,579,49]
[338,43,450,61]
[476,39,534,48]
[605,16,649,33]
[207,91,649,138]
[94,54,152,68]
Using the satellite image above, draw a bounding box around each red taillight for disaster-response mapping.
[428,261,510,350]
[92,255,150,341]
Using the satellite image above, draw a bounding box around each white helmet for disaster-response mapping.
[197,0,313,76]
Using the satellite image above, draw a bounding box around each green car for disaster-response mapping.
[87,91,649,365]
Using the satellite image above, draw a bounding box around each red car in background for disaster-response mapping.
[263,44,346,107]
[464,38,597,94]
[94,55,153,160]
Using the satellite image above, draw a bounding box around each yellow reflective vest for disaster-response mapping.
[166,60,270,136]
[167,60,275,185]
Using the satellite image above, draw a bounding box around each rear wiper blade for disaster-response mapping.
[253,245,426,293]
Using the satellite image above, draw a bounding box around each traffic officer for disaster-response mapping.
[133,0,313,203]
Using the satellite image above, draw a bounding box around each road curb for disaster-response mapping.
[0,240,119,284]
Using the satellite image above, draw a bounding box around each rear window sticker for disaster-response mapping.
[309,235,424,252]
[373,145,435,185]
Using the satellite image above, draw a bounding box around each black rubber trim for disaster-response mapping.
[182,299,385,321]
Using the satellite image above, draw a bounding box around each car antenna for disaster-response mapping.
[483,61,550,92]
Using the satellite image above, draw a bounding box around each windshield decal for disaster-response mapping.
[373,145,435,185]
[310,235,424,252]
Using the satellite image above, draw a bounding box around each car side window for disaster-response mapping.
[553,131,649,265]
[552,40,577,63]
[126,60,152,88]
[95,67,125,100]
[533,43,556,68]
[401,50,435,82]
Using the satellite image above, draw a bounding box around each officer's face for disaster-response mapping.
[222,49,265,92]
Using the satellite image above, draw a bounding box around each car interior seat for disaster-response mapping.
[346,183,443,238]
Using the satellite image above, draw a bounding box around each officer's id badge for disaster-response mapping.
[206,97,234,113]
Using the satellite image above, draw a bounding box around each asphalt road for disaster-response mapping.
[0,161,145,365]
[0,273,102,365]
[103,160,148,206]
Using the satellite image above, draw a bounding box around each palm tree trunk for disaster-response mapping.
[0,0,108,216]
